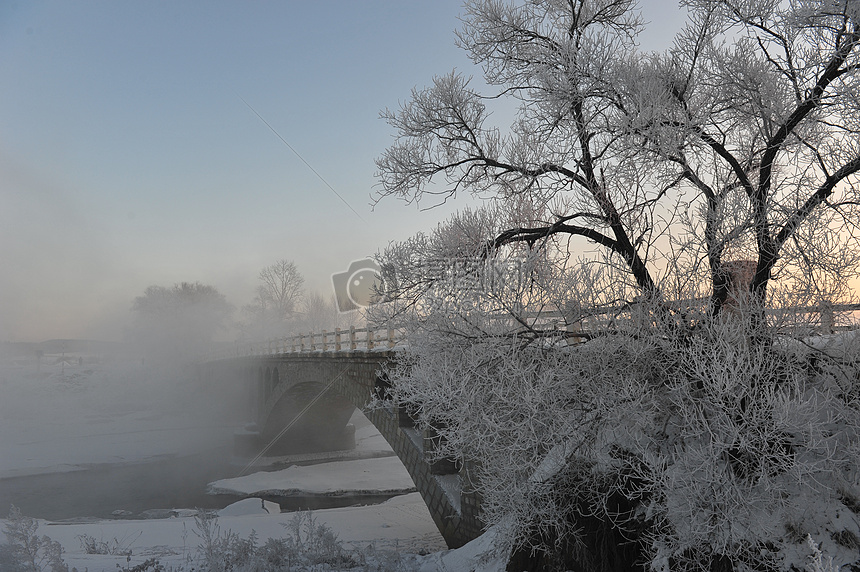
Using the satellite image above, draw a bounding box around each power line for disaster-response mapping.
[236,93,367,224]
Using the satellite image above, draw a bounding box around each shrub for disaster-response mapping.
[77,531,139,556]
[378,299,860,571]
[2,505,69,572]
[191,507,410,571]
[193,509,257,572]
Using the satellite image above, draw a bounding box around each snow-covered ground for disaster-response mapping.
[0,352,504,571]
[25,493,506,572]
[38,493,447,570]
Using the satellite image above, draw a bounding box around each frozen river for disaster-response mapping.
[0,447,410,522]
[0,449,239,521]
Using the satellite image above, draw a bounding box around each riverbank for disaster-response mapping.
[31,492,448,570]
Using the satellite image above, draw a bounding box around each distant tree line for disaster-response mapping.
[128,259,362,361]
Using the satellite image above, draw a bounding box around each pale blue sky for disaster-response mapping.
[0,1,687,341]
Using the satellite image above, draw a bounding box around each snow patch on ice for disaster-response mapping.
[218,498,281,516]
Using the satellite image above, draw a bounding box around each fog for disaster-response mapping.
[0,338,252,519]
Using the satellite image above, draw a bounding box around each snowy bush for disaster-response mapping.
[193,509,259,572]
[2,505,70,572]
[806,535,842,572]
[77,531,139,556]
[375,295,860,571]
[191,508,411,572]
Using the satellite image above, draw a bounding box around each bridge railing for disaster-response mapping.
[205,302,860,361]
[208,326,406,360]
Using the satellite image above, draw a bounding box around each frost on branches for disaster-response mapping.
[372,211,860,570]
[372,0,860,570]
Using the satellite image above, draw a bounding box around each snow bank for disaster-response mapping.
[411,524,510,572]
[208,455,417,496]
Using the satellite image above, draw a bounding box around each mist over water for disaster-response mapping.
[0,264,383,524]
[0,340,251,519]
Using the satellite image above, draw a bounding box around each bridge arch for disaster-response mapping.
[261,378,355,454]
[203,351,483,548]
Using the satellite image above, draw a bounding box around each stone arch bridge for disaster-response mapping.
[200,328,483,548]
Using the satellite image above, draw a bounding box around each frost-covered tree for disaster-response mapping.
[373,1,860,570]
[631,0,860,320]
[130,281,234,361]
[376,0,860,324]
[241,259,304,339]
[375,207,860,571]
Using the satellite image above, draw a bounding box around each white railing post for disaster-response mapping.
[300,334,305,352]
[322,330,328,351]
[350,326,356,351]
[310,332,316,351]
[335,328,342,351]
[367,328,375,350]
